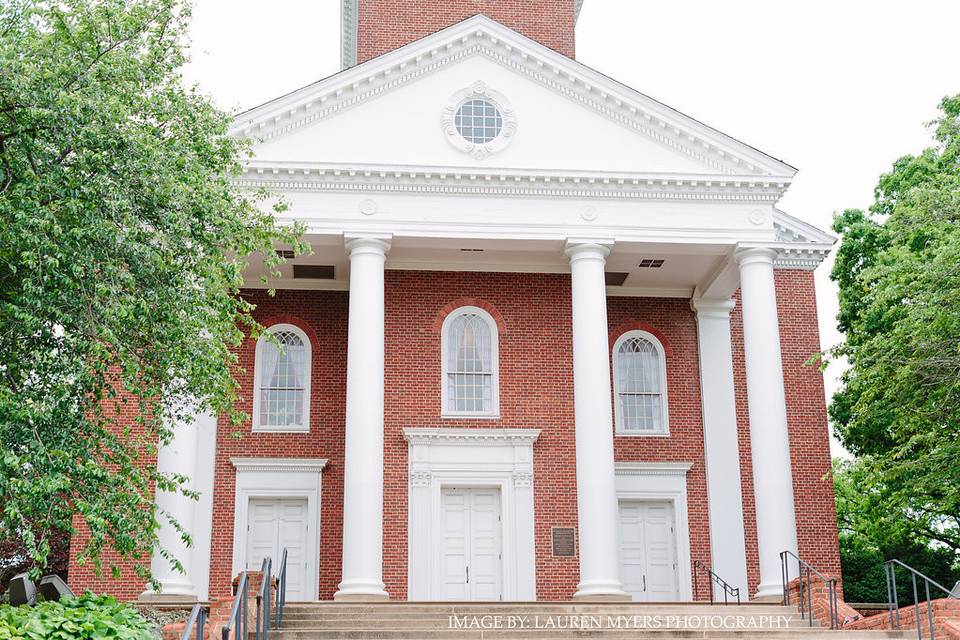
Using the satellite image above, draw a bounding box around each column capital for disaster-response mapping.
[734,246,778,267]
[691,297,736,319]
[564,238,614,263]
[344,233,392,256]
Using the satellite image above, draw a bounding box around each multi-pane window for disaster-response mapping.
[614,331,668,435]
[442,307,499,416]
[454,99,503,144]
[255,325,310,431]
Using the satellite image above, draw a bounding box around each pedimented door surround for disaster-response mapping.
[404,428,539,601]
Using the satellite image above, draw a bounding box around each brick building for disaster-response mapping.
[69,0,839,605]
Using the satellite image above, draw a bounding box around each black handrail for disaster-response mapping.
[885,558,957,640]
[181,603,207,640]
[255,556,272,640]
[221,571,249,640]
[780,550,839,630]
[693,560,741,604]
[274,548,288,629]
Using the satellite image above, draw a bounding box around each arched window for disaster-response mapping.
[253,323,311,432]
[441,306,499,417]
[613,330,669,435]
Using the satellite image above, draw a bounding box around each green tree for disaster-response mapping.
[834,460,960,604]
[829,95,960,564]
[0,0,304,582]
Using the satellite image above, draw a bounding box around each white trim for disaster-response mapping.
[230,457,327,601]
[441,82,517,159]
[615,461,693,601]
[404,427,539,601]
[612,330,670,437]
[440,306,501,419]
[252,323,312,433]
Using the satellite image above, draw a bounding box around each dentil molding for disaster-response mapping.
[230,457,329,473]
[403,427,541,446]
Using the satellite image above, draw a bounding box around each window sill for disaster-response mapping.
[441,413,501,420]
[252,426,311,434]
[614,431,670,438]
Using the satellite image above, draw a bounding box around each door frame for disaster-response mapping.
[230,457,328,601]
[404,428,540,601]
[614,461,693,601]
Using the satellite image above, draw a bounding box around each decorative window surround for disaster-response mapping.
[613,330,670,437]
[230,457,328,600]
[441,306,500,418]
[252,323,312,433]
[441,82,517,159]
[615,461,693,600]
[404,428,539,601]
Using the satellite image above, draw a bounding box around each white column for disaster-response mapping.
[335,234,391,601]
[142,410,202,601]
[565,240,628,600]
[735,247,798,599]
[691,298,749,598]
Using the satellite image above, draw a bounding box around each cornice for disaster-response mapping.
[233,17,795,179]
[615,461,693,477]
[230,457,329,473]
[403,427,541,446]
[235,163,789,203]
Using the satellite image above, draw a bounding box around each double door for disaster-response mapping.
[439,487,502,600]
[618,500,680,601]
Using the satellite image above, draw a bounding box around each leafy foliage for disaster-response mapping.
[0,593,154,640]
[0,0,305,582]
[829,95,960,559]
[834,460,960,604]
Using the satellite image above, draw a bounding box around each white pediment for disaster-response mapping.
[233,16,796,181]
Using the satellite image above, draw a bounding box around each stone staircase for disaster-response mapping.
[269,602,912,639]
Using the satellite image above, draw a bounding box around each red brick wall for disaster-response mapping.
[207,289,350,601]
[606,298,712,597]
[355,0,576,64]
[67,269,839,603]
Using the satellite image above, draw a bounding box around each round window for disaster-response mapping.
[454,99,503,144]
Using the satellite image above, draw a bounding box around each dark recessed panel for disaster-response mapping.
[605,272,629,286]
[292,264,335,279]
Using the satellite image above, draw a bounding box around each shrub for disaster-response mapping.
[0,593,154,640]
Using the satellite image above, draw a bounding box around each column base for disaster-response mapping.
[753,580,785,601]
[138,592,199,606]
[574,580,631,601]
[334,580,389,601]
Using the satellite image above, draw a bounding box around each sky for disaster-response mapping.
[182,0,960,455]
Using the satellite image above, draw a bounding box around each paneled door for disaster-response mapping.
[246,497,311,601]
[439,487,502,600]
[618,500,680,601]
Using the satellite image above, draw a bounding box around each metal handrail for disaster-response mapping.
[885,558,957,640]
[780,550,839,630]
[255,556,272,640]
[221,571,248,640]
[693,560,741,604]
[274,548,288,629]
[181,603,207,640]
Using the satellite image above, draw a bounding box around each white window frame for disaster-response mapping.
[612,330,670,436]
[252,323,312,433]
[440,306,500,419]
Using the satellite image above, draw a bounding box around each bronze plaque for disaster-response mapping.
[552,527,576,557]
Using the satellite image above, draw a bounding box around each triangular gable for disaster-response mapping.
[231,15,796,179]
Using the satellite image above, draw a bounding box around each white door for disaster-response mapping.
[618,500,680,602]
[246,497,311,601]
[440,488,502,600]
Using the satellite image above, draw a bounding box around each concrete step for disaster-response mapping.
[259,630,910,640]
[276,610,821,627]
[279,603,796,615]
